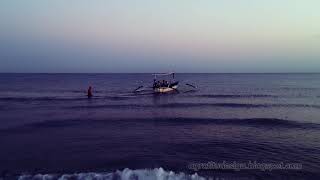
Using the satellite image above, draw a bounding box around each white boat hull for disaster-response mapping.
[154,85,178,93]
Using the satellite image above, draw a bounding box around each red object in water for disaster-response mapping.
[87,86,93,97]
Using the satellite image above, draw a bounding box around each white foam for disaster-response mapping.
[18,168,206,180]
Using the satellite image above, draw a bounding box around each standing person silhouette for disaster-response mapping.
[87,86,93,98]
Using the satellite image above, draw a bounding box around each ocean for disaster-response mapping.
[0,73,320,180]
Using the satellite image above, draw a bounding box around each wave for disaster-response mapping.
[0,97,88,102]
[1,92,318,103]
[195,94,320,99]
[0,94,146,102]
[104,95,141,100]
[18,168,205,180]
[197,94,278,98]
[70,103,320,110]
[204,118,319,129]
[281,87,319,91]
[0,96,137,102]
[144,118,320,129]
[10,117,320,131]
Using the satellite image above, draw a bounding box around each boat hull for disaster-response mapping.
[154,85,178,93]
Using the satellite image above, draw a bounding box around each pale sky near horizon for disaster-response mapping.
[0,0,319,73]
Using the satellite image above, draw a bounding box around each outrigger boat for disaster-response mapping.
[153,72,179,93]
[133,72,196,94]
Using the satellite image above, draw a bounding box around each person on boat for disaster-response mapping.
[154,81,159,88]
[87,86,93,98]
[163,80,168,87]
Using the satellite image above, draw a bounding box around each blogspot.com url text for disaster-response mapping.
[187,161,302,171]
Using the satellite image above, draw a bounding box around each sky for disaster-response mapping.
[0,0,319,73]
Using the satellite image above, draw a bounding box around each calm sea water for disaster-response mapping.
[0,73,320,180]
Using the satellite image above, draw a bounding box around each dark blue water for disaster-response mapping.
[0,73,320,180]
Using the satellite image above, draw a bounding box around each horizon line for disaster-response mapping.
[0,72,320,74]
